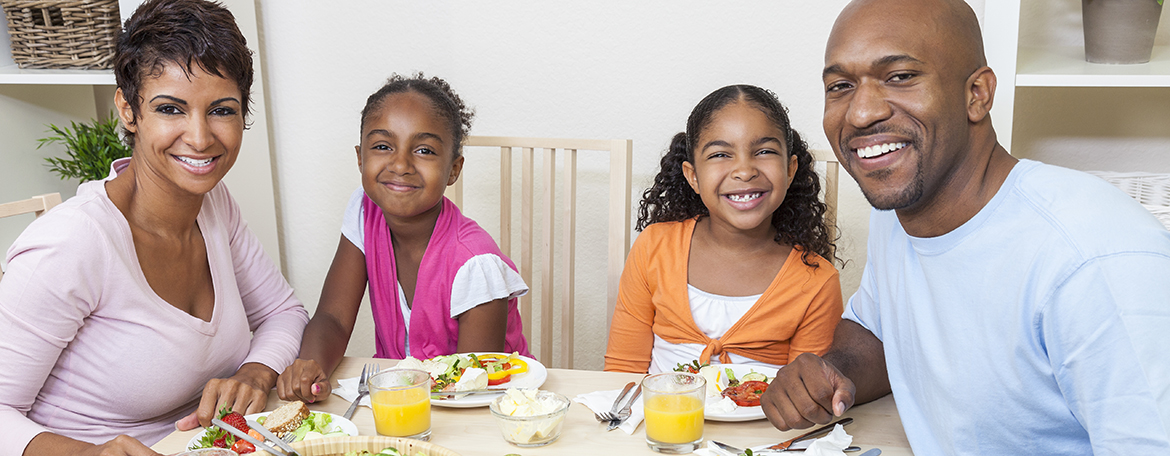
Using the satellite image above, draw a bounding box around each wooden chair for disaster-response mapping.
[447,136,633,368]
[0,193,63,281]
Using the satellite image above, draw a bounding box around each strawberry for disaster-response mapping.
[212,435,227,448]
[231,439,256,454]
[221,411,250,434]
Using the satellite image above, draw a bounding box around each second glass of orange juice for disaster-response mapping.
[642,372,705,453]
[369,369,432,441]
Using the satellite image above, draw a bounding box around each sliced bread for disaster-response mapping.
[265,400,310,436]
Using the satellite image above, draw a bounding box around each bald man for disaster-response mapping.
[759,0,1170,454]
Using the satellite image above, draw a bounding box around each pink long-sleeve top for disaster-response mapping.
[0,161,309,454]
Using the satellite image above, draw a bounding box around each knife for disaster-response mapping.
[211,417,295,456]
[607,383,642,431]
[767,417,854,450]
[710,441,863,455]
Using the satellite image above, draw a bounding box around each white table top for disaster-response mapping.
[152,357,913,455]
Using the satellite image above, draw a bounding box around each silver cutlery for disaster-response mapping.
[711,440,862,455]
[767,417,854,450]
[343,362,379,420]
[430,388,507,399]
[606,383,642,431]
[245,418,300,456]
[211,417,295,456]
[858,449,881,456]
[595,382,635,423]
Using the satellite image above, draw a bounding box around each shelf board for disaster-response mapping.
[1016,45,1170,87]
[0,64,115,85]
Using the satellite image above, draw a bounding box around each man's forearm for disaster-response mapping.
[823,319,892,405]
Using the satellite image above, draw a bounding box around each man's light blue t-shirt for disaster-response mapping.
[845,159,1170,455]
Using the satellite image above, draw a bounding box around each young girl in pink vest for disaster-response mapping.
[278,74,531,402]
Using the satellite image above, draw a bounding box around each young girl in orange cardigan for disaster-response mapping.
[604,85,842,374]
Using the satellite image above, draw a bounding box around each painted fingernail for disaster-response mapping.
[311,384,320,394]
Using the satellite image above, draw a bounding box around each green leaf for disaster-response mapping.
[38,113,132,182]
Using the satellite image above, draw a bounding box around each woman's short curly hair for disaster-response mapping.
[113,0,253,149]
[360,73,475,157]
[637,84,838,267]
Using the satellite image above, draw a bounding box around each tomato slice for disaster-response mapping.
[721,380,768,407]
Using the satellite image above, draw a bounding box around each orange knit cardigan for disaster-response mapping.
[604,218,842,373]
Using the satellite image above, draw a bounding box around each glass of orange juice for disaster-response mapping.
[642,372,705,453]
[369,368,432,441]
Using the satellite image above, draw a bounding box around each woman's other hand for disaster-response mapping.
[175,362,276,430]
[276,358,331,404]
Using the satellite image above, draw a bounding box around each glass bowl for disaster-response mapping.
[488,390,571,447]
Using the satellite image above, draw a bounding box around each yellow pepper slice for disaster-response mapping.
[481,354,528,381]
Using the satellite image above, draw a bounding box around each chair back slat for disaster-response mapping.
[520,147,536,345]
[559,149,577,368]
[539,147,556,364]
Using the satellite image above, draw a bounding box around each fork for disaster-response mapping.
[595,382,635,422]
[343,363,379,419]
[606,384,642,431]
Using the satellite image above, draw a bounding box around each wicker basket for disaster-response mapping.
[290,436,462,456]
[1086,171,1170,230]
[1,0,120,69]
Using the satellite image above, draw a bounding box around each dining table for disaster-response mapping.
[152,357,914,455]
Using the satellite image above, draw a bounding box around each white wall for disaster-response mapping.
[258,0,867,369]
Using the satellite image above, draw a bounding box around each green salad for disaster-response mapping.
[257,412,348,441]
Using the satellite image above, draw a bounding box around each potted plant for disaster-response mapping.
[37,113,132,182]
[1082,0,1165,64]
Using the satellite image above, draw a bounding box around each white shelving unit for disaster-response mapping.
[0,66,114,85]
[1016,45,1170,87]
[983,0,1170,152]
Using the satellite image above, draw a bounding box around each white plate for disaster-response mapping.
[420,353,547,408]
[185,411,358,451]
[703,364,778,422]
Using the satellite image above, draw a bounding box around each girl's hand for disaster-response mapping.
[276,358,331,403]
[176,362,275,430]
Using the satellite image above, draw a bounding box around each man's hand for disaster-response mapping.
[761,353,856,431]
[276,358,332,404]
[176,362,277,430]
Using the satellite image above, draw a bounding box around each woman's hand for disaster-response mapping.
[277,358,331,403]
[175,362,277,430]
[80,436,161,456]
[24,433,160,456]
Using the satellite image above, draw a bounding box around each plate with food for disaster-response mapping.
[394,352,547,408]
[674,361,777,422]
[186,401,358,452]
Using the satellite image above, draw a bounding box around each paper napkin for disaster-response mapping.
[331,376,371,408]
[573,388,645,435]
[803,424,854,456]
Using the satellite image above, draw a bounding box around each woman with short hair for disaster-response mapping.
[0,1,307,454]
